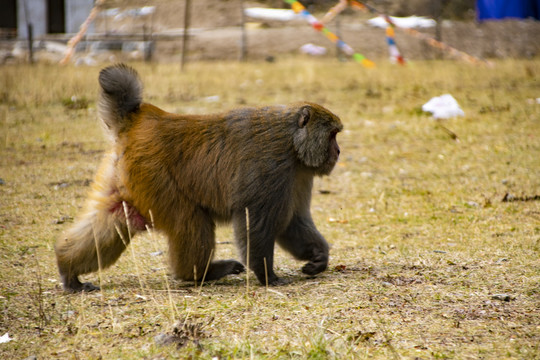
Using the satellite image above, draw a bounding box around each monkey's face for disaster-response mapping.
[293,103,343,176]
[321,129,341,174]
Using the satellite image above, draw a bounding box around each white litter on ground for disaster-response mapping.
[0,332,13,344]
[422,94,465,119]
[300,43,327,56]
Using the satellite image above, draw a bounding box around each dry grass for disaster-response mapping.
[0,57,539,359]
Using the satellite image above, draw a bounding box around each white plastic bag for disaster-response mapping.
[300,43,327,56]
[0,332,13,344]
[422,94,464,119]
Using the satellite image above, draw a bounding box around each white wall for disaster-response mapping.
[17,0,95,39]
[17,0,47,39]
[65,0,94,34]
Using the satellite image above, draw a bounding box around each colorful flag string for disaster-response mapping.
[384,16,406,65]
[352,2,406,64]
[341,0,489,66]
[322,0,405,65]
[284,0,375,68]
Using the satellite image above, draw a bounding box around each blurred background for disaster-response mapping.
[1,0,538,65]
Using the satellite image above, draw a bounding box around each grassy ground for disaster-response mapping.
[0,57,539,359]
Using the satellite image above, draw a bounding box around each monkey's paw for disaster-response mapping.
[205,259,245,281]
[301,260,328,276]
[64,281,100,293]
[61,275,100,293]
[229,261,246,275]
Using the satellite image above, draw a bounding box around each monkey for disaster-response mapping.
[55,63,343,292]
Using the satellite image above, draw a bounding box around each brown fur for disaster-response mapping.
[55,64,343,292]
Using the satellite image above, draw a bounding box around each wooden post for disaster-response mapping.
[21,0,33,64]
[433,0,442,42]
[433,0,443,59]
[181,0,192,71]
[143,25,153,62]
[27,23,34,64]
[239,0,247,61]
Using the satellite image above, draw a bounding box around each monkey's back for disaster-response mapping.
[120,103,301,223]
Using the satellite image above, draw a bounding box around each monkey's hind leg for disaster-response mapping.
[166,206,244,283]
[55,199,136,292]
[55,153,147,292]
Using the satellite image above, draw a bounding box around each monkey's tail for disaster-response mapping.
[98,63,143,138]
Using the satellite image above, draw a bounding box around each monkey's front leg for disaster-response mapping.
[277,214,329,276]
[233,214,287,286]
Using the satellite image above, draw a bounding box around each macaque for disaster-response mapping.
[55,64,343,292]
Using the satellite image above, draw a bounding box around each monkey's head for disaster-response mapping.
[293,103,343,176]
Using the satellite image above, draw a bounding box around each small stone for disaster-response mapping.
[491,294,513,302]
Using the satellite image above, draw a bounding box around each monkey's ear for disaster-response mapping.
[298,106,311,128]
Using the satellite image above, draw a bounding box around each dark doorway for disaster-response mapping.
[48,0,65,33]
[0,0,17,39]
